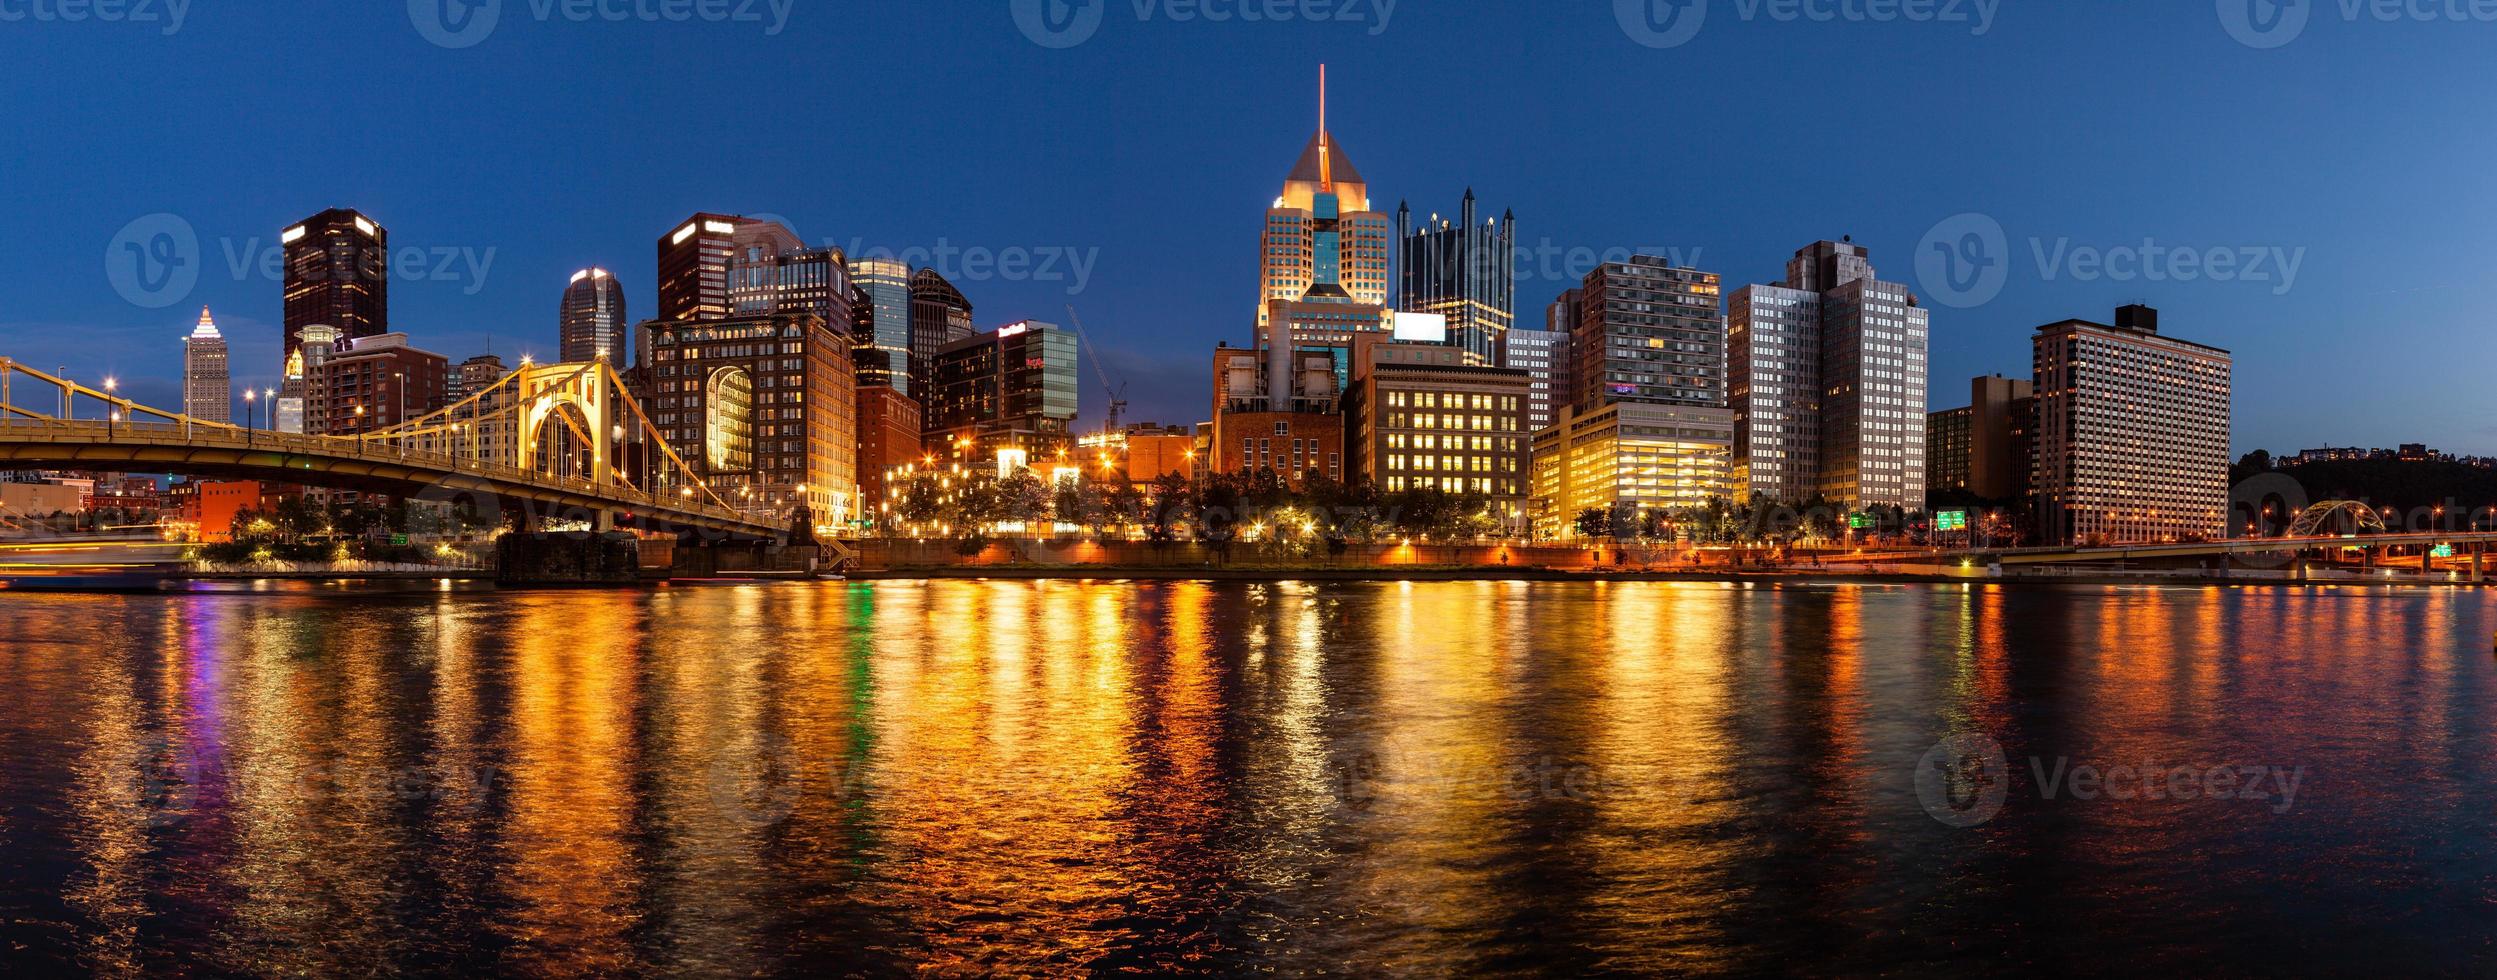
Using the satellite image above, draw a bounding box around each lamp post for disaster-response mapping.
[103,377,118,439]
[243,390,257,446]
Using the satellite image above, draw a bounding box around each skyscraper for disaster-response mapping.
[1571,256,1726,413]
[2033,305,2231,546]
[849,256,913,394]
[282,208,388,366]
[1726,239,1931,510]
[182,307,230,423]
[909,268,974,405]
[1255,67,1392,336]
[560,268,629,363]
[657,213,771,323]
[1397,190,1516,365]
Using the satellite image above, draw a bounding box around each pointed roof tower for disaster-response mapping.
[189,307,223,340]
[1280,65,1369,211]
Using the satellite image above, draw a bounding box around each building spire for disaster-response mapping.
[1317,64,1332,190]
[190,306,222,339]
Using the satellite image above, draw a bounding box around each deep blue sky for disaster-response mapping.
[2,1,2487,455]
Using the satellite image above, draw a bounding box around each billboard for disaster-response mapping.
[1392,311,1448,343]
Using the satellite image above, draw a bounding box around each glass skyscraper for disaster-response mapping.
[559,268,629,363]
[1397,190,1516,365]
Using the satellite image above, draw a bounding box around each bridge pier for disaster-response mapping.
[2476,543,2486,584]
[497,532,644,586]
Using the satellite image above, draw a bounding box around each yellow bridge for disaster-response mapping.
[0,356,792,540]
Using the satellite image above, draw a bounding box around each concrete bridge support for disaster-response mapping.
[497,532,644,586]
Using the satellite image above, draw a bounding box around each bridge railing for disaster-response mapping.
[0,416,765,529]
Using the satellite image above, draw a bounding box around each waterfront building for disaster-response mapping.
[1255,69,1392,336]
[642,312,858,526]
[318,333,449,437]
[926,320,1080,467]
[849,256,913,395]
[1502,326,1570,435]
[282,208,388,367]
[1967,375,2036,503]
[2033,305,2232,546]
[1570,256,1724,414]
[1530,401,1736,540]
[1208,344,1345,488]
[1726,240,1929,511]
[909,268,975,408]
[559,268,629,363]
[1345,337,1531,501]
[1928,405,1973,495]
[1397,190,1516,365]
[1075,424,1199,484]
[182,307,230,423]
[857,384,922,519]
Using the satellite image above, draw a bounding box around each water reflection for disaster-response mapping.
[0,582,2493,975]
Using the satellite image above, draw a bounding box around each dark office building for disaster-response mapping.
[282,208,389,365]
[559,268,629,363]
[1397,190,1516,366]
[908,269,975,414]
[927,320,1080,465]
[657,213,792,323]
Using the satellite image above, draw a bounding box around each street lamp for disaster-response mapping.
[243,389,257,445]
[103,377,118,439]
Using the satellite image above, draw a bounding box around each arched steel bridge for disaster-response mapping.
[0,357,791,540]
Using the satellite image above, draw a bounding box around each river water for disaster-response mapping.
[0,580,2490,976]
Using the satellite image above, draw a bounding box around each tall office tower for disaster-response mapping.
[927,320,1081,465]
[1571,255,1726,413]
[643,312,859,526]
[2033,305,2232,546]
[1501,327,1570,435]
[1726,239,1930,510]
[1255,67,1393,336]
[848,256,913,394]
[281,323,343,434]
[1396,190,1516,365]
[657,213,796,323]
[282,209,388,366]
[318,333,450,437]
[908,268,974,404]
[559,268,629,363]
[182,307,231,423]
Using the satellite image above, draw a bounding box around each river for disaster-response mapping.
[0,580,2489,976]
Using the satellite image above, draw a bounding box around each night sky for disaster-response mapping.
[3,1,2484,455]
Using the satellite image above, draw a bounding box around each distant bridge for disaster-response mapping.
[0,357,793,541]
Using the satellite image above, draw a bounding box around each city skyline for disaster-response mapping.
[10,5,2478,456]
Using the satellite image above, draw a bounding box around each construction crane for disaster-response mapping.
[1064,306,1128,438]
